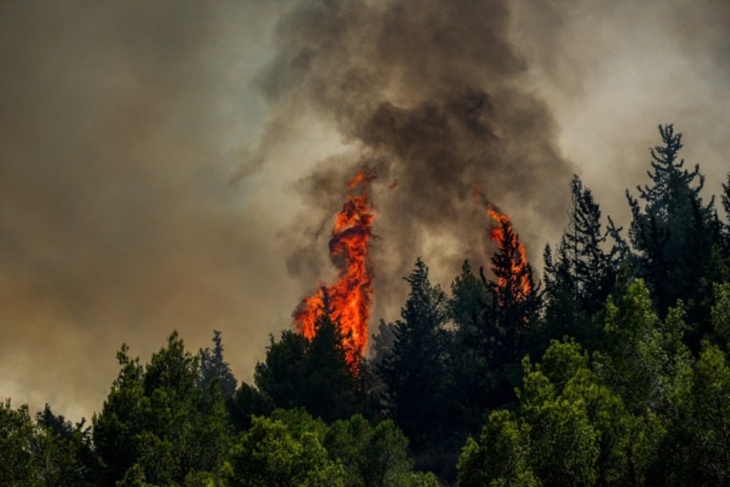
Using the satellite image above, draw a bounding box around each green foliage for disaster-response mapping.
[446,261,497,425]
[254,307,360,424]
[226,414,345,487]
[711,282,730,348]
[459,339,669,486]
[11,123,730,487]
[457,410,538,487]
[325,414,415,487]
[594,280,690,415]
[0,400,40,485]
[657,343,730,486]
[34,405,101,484]
[93,331,229,485]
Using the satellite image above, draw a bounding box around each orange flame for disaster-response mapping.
[293,170,375,370]
[487,204,532,303]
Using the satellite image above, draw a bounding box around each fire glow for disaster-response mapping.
[293,170,375,369]
[487,205,532,302]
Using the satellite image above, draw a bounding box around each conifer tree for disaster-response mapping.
[254,291,359,423]
[199,329,238,400]
[626,125,716,314]
[378,258,450,470]
[543,176,625,349]
[486,213,540,364]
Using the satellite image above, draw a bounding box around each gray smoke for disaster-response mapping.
[252,0,575,322]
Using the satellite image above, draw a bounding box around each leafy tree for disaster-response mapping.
[658,344,730,485]
[34,405,101,485]
[93,332,229,485]
[459,339,667,486]
[594,280,690,415]
[325,414,437,487]
[457,409,538,487]
[519,347,600,486]
[92,343,146,483]
[0,399,40,485]
[225,413,345,487]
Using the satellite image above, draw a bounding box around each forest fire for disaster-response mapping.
[293,169,375,369]
[487,205,532,302]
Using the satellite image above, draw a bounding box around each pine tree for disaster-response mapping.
[93,332,229,485]
[626,124,716,314]
[254,292,359,424]
[543,176,626,349]
[378,258,450,470]
[199,330,238,400]
[486,213,540,364]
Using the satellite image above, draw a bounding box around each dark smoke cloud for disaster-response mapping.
[256,0,574,321]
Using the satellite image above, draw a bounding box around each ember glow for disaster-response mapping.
[487,205,532,303]
[293,170,375,368]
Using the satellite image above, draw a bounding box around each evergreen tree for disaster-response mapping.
[543,176,626,349]
[446,261,494,428]
[199,329,238,400]
[378,258,450,474]
[228,381,275,432]
[254,293,360,424]
[722,174,730,253]
[485,212,541,365]
[34,405,101,485]
[626,124,716,315]
[93,332,229,485]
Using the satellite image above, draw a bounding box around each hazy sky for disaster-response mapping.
[1,0,728,421]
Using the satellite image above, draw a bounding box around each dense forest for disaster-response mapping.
[3,124,730,486]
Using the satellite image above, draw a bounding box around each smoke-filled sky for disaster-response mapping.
[1,0,729,421]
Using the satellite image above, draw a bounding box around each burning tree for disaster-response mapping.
[293,170,375,370]
[485,205,540,362]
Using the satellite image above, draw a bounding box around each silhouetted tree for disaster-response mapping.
[199,329,237,400]
[378,258,451,474]
[543,175,626,349]
[485,213,541,364]
[627,124,716,315]
[255,293,360,424]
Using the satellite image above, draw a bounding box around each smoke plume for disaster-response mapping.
[256,0,575,322]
